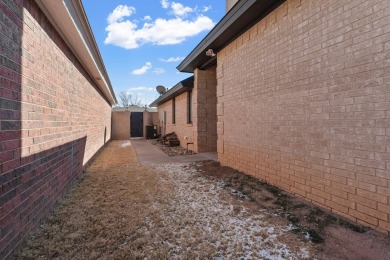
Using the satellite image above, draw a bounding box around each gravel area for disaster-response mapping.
[149,139,196,156]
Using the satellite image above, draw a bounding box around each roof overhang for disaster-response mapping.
[35,0,117,105]
[150,76,194,107]
[177,0,285,73]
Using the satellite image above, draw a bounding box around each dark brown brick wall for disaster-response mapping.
[0,0,112,258]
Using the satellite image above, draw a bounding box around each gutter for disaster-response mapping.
[150,76,194,107]
[177,0,285,73]
[35,0,117,105]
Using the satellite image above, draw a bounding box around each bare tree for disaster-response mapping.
[119,91,130,107]
[119,92,145,107]
[129,95,143,107]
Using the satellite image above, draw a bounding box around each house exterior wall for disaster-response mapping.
[226,0,240,12]
[217,0,390,233]
[0,1,112,258]
[157,66,217,153]
[194,66,218,152]
[143,111,159,138]
[158,92,195,150]
[112,111,130,140]
[152,112,159,127]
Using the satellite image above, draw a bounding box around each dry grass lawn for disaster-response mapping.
[13,141,389,259]
[14,141,174,259]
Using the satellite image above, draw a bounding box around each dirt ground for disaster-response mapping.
[13,141,390,259]
[194,161,390,260]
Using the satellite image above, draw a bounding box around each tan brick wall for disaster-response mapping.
[0,1,112,257]
[143,111,159,138]
[12,4,112,164]
[226,0,240,12]
[112,111,130,140]
[151,112,159,127]
[157,67,217,153]
[194,66,218,152]
[158,92,195,150]
[143,111,159,127]
[217,0,390,233]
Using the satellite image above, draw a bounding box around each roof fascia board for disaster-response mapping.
[177,0,255,72]
[35,0,117,105]
[67,0,117,104]
[150,77,194,107]
[177,0,284,73]
[149,84,185,107]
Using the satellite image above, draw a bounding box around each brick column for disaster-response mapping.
[194,65,217,153]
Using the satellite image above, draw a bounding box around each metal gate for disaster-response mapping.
[130,112,143,137]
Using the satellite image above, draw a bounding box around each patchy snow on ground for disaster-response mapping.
[120,141,131,147]
[14,143,389,260]
[153,163,312,259]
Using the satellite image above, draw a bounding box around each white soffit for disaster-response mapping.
[35,0,116,105]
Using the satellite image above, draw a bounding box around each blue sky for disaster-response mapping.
[82,0,225,106]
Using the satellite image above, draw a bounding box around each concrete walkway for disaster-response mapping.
[130,139,217,166]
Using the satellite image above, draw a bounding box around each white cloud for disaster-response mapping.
[144,15,152,21]
[171,2,193,17]
[161,0,169,9]
[107,5,135,24]
[105,21,139,49]
[153,68,166,75]
[203,5,212,12]
[160,57,184,62]
[105,15,215,49]
[132,62,152,75]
